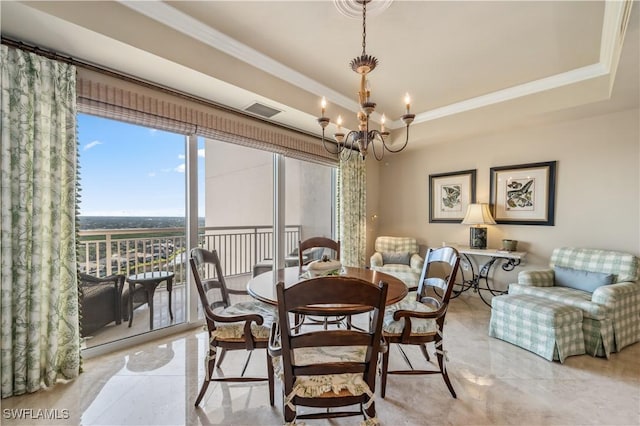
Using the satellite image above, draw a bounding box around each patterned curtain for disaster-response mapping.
[0,45,80,398]
[337,155,366,267]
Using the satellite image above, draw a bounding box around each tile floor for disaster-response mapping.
[3,293,639,426]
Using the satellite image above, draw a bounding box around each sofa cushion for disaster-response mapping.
[551,247,639,283]
[508,284,609,320]
[374,236,419,255]
[554,266,614,293]
[371,265,418,288]
[382,251,411,265]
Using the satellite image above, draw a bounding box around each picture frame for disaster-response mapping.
[429,169,476,223]
[489,161,557,226]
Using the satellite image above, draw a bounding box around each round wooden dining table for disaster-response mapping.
[247,266,408,315]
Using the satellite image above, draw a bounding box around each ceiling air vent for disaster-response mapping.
[244,102,281,118]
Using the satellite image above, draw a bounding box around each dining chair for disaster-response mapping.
[379,246,460,398]
[268,276,388,424]
[190,248,276,407]
[296,237,345,330]
[298,236,341,271]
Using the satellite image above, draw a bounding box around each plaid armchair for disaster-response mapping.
[509,247,640,358]
[370,236,424,288]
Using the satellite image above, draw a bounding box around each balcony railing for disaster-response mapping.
[78,225,301,282]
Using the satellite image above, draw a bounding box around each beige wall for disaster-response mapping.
[204,139,333,241]
[372,108,640,289]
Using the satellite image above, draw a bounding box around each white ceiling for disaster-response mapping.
[1,0,638,150]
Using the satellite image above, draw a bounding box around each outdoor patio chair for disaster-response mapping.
[79,273,125,336]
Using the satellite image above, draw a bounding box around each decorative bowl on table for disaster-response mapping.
[306,255,342,277]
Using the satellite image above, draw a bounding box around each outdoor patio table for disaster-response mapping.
[126,271,175,330]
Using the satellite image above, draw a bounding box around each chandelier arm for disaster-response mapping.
[337,130,359,161]
[381,124,411,153]
[369,130,385,161]
[320,128,343,155]
[340,132,356,162]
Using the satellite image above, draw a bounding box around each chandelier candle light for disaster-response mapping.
[317,0,414,160]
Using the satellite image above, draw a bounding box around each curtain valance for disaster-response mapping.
[76,68,337,166]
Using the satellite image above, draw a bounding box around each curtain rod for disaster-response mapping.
[1,36,325,142]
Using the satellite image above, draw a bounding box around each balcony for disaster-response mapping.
[79,225,301,347]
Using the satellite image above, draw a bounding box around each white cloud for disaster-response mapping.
[178,154,186,160]
[174,163,185,173]
[83,140,102,151]
[149,129,157,134]
[148,172,156,177]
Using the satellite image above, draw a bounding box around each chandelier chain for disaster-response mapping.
[361,0,367,56]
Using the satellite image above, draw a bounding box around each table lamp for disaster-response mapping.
[462,203,496,249]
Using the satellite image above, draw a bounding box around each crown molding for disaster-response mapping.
[120,0,628,131]
[118,0,359,113]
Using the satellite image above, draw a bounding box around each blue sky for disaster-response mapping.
[78,114,204,216]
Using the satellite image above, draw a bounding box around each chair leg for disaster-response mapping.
[380,346,390,398]
[284,402,296,424]
[420,343,430,362]
[216,348,227,368]
[364,401,376,422]
[437,344,457,399]
[195,348,216,406]
[267,353,275,406]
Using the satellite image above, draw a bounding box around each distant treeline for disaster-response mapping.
[79,216,205,230]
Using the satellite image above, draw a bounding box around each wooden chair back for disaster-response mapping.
[298,237,340,266]
[416,246,461,317]
[190,247,231,315]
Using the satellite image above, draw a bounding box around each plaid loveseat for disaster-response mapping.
[508,247,640,358]
[370,236,424,288]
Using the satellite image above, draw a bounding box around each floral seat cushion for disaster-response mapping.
[383,292,437,336]
[272,345,378,424]
[211,300,276,340]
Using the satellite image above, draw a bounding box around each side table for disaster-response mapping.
[126,271,175,330]
[453,246,527,307]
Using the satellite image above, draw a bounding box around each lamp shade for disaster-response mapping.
[462,203,496,225]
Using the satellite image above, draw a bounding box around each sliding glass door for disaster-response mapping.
[78,113,188,348]
[78,114,336,351]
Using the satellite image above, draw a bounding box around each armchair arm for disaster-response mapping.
[205,308,265,350]
[392,302,447,344]
[518,269,555,287]
[370,252,383,268]
[410,253,424,274]
[206,310,264,325]
[592,280,640,305]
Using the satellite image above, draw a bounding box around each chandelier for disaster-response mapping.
[317,0,414,160]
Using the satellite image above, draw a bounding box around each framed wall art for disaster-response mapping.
[489,161,557,226]
[429,169,476,223]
